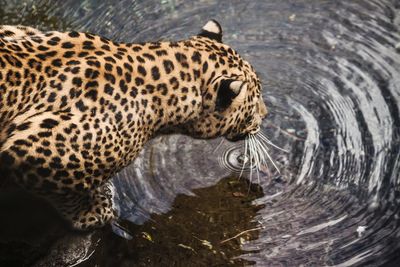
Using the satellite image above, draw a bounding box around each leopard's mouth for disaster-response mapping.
[225,133,247,142]
[225,134,247,142]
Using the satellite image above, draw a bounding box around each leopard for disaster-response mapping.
[0,20,267,230]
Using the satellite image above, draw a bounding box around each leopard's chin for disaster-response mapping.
[225,133,247,142]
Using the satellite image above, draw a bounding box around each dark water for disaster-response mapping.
[1,0,400,266]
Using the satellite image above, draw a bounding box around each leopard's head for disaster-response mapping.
[184,20,267,141]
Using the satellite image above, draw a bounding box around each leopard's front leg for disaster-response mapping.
[48,183,116,230]
[0,111,120,230]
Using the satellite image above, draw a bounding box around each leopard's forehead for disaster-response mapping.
[183,36,261,88]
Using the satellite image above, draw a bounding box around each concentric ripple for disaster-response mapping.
[111,0,400,265]
[219,145,252,174]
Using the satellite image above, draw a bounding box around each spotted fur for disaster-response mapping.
[0,20,267,230]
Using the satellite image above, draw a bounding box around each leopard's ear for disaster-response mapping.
[198,20,223,42]
[215,79,247,112]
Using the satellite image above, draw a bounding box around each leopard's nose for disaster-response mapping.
[250,126,261,134]
[259,99,268,118]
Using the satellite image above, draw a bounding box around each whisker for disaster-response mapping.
[247,135,256,192]
[250,135,261,185]
[257,132,284,152]
[251,135,259,162]
[253,136,273,176]
[253,136,281,174]
[241,132,284,188]
[257,132,289,153]
[239,136,248,179]
[251,134,265,167]
[213,138,225,153]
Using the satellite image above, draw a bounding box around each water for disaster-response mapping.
[1,0,400,266]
